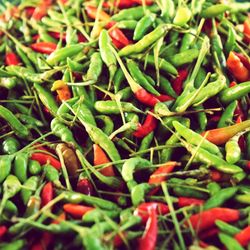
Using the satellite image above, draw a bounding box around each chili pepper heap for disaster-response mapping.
[0,0,250,249]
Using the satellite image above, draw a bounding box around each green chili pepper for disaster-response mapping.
[95,100,142,114]
[14,153,28,183]
[114,68,125,93]
[133,13,156,41]
[194,105,207,132]
[131,183,151,206]
[173,5,192,26]
[82,209,120,223]
[173,121,222,157]
[0,239,26,250]
[201,4,231,18]
[180,29,196,52]
[204,187,238,210]
[0,77,17,89]
[218,101,237,128]
[220,81,250,104]
[127,59,160,95]
[169,49,199,67]
[28,160,42,175]
[47,43,85,65]
[160,76,177,98]
[138,131,154,157]
[95,115,114,136]
[0,155,13,184]
[83,231,105,250]
[21,176,39,205]
[119,24,170,57]
[0,175,21,215]
[99,29,117,86]
[0,105,29,138]
[225,25,236,56]
[67,57,85,72]
[207,182,221,196]
[44,164,60,182]
[2,137,20,154]
[173,186,208,199]
[219,233,244,250]
[215,220,241,236]
[117,20,137,30]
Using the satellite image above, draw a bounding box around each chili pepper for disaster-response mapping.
[204,187,238,210]
[234,53,250,71]
[187,208,243,233]
[46,43,85,65]
[63,204,94,219]
[85,5,110,22]
[93,144,115,177]
[30,42,57,55]
[62,190,119,210]
[173,186,208,199]
[226,52,250,82]
[44,164,60,182]
[200,4,230,18]
[220,80,250,104]
[215,220,240,236]
[133,12,156,41]
[171,68,189,95]
[21,176,39,205]
[109,28,130,48]
[2,137,20,155]
[119,24,170,57]
[51,80,72,102]
[41,182,53,207]
[177,197,204,207]
[13,153,28,183]
[5,52,20,66]
[207,182,221,195]
[0,105,29,139]
[28,160,42,175]
[225,25,236,56]
[33,83,59,115]
[243,19,250,44]
[0,156,13,184]
[219,233,244,250]
[148,162,177,195]
[201,119,250,145]
[77,178,93,195]
[82,208,120,223]
[173,121,222,157]
[138,131,154,157]
[0,240,26,250]
[15,46,35,72]
[117,20,137,30]
[99,29,117,87]
[0,175,21,215]
[173,5,191,26]
[0,225,7,239]
[218,101,237,128]
[31,152,61,170]
[95,100,142,114]
[138,204,158,250]
[133,111,158,138]
[159,75,177,98]
[234,225,250,247]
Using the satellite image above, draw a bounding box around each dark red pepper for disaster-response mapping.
[76,178,93,195]
[199,228,219,240]
[177,197,204,207]
[172,68,189,95]
[156,94,175,102]
[0,225,7,239]
[41,182,53,207]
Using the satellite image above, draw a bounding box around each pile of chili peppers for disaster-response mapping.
[0,0,250,249]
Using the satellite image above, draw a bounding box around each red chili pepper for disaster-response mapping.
[172,68,189,95]
[134,202,169,224]
[77,33,86,42]
[199,241,210,248]
[243,19,250,44]
[234,225,250,247]
[31,153,61,170]
[108,28,130,48]
[93,144,115,177]
[41,182,53,207]
[210,170,223,181]
[32,5,48,20]
[177,197,204,207]
[156,94,175,102]
[199,228,219,240]
[63,204,94,219]
[134,88,160,107]
[85,5,110,22]
[148,162,177,195]
[111,37,125,49]
[187,208,240,233]
[226,52,250,82]
[5,52,20,66]
[133,111,158,138]
[113,232,127,247]
[0,225,7,239]
[30,42,57,55]
[25,7,35,17]
[49,31,67,41]
[138,204,158,250]
[234,53,250,71]
[132,0,154,5]
[76,178,93,195]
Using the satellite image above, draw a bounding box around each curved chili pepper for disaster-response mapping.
[171,68,189,95]
[134,202,169,224]
[234,225,250,247]
[226,52,249,82]
[63,204,94,219]
[41,182,53,207]
[187,208,241,233]
[30,42,57,55]
[133,111,158,138]
[138,204,158,250]
[5,52,20,66]
[31,153,61,170]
